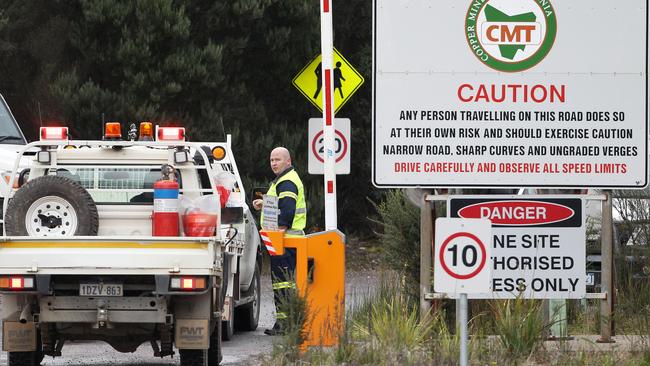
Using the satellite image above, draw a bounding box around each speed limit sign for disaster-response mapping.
[308,118,350,175]
[434,218,492,296]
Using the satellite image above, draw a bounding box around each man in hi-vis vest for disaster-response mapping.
[253,147,306,335]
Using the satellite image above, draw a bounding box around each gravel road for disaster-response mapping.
[0,271,377,366]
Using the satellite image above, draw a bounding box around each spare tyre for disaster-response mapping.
[5,175,99,237]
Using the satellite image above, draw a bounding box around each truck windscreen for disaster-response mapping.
[0,96,26,144]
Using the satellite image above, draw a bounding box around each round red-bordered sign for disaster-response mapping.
[311,129,348,163]
[439,232,487,280]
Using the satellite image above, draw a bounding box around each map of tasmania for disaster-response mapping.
[484,5,536,60]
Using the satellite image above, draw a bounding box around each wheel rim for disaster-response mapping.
[25,196,78,236]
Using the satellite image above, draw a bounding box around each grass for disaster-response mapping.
[265,271,311,365]
[490,296,549,361]
[260,190,650,365]
[261,270,650,365]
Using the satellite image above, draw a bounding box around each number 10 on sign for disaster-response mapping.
[434,218,492,295]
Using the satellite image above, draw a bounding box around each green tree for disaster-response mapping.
[331,0,378,233]
[0,0,77,139]
[0,0,379,234]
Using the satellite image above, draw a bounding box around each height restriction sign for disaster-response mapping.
[293,48,365,113]
[434,218,492,295]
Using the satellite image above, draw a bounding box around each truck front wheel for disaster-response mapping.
[234,263,260,331]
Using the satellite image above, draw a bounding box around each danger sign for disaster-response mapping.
[308,118,350,175]
[434,218,492,295]
[449,196,586,299]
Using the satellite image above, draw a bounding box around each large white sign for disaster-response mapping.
[434,218,492,295]
[448,196,586,299]
[373,0,648,188]
[308,118,351,175]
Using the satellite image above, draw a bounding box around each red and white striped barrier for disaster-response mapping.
[320,0,338,231]
[260,230,277,256]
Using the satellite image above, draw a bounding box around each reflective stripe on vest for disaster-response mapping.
[272,281,296,290]
[261,169,306,231]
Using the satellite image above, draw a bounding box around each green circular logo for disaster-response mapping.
[465,0,557,72]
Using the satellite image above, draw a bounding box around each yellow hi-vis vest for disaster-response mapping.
[261,169,306,231]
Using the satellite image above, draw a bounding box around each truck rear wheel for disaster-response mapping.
[235,263,260,331]
[7,325,44,366]
[5,175,99,236]
[8,351,38,366]
[8,333,43,366]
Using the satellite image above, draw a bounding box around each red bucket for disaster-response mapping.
[183,211,218,237]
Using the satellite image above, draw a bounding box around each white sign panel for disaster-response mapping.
[434,218,492,295]
[261,195,279,230]
[308,118,351,175]
[448,196,586,299]
[373,0,648,188]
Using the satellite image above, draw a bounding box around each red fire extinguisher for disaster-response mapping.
[152,165,179,236]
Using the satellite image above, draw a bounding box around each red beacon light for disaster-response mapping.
[40,127,69,141]
[157,126,185,142]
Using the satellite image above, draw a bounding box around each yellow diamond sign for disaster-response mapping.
[292,48,365,113]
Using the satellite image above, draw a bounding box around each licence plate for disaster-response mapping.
[80,283,123,297]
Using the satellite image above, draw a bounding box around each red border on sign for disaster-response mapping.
[439,232,487,280]
[311,129,348,163]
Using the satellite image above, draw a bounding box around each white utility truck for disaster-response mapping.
[0,123,261,366]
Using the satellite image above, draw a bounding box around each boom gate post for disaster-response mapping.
[598,190,614,343]
[419,191,433,319]
[262,230,345,347]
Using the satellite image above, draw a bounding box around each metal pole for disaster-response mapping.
[598,190,613,343]
[459,293,468,366]
[420,192,433,319]
[319,0,337,230]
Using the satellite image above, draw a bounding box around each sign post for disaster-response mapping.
[434,218,492,366]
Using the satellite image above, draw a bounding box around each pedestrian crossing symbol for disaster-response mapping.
[292,48,365,113]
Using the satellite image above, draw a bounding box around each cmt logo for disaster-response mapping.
[481,22,542,45]
[465,0,557,72]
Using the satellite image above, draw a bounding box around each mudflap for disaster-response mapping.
[174,281,223,353]
[3,321,36,352]
[175,319,210,349]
